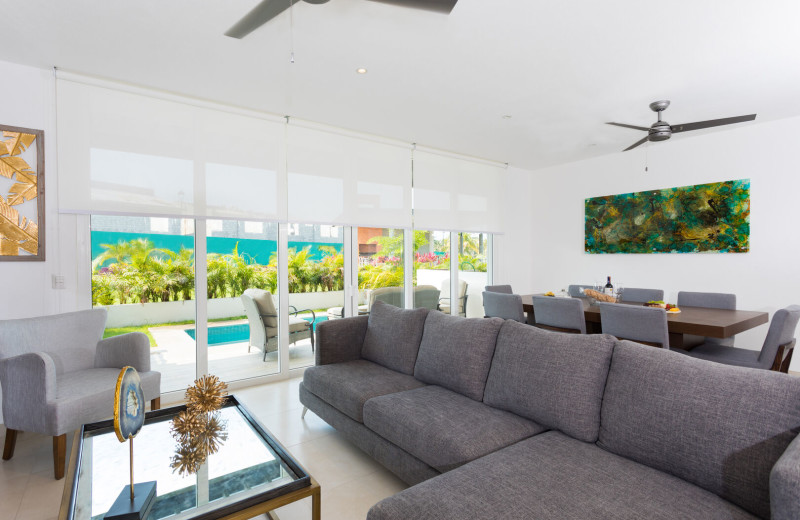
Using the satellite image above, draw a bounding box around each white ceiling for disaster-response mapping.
[3,0,800,171]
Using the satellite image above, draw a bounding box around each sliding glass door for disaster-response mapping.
[90,215,197,394]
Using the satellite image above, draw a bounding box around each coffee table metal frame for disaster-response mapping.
[58,395,320,520]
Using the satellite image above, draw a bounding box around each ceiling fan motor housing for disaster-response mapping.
[649,121,672,141]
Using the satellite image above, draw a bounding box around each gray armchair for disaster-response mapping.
[241,288,315,361]
[0,308,161,479]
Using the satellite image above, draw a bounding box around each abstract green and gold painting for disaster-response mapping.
[585,179,750,254]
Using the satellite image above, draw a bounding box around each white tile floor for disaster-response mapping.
[0,376,408,520]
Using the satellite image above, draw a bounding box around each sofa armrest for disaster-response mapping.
[0,352,56,410]
[95,332,151,372]
[315,315,369,366]
[771,431,800,520]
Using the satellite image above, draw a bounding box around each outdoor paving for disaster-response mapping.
[149,320,315,393]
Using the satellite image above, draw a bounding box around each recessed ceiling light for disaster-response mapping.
[356,68,368,74]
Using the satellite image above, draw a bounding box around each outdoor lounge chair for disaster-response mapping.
[241,289,315,361]
[439,280,469,316]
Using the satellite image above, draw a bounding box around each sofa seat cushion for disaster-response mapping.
[367,431,757,520]
[363,385,544,472]
[483,321,616,442]
[413,312,504,401]
[599,341,800,519]
[302,360,427,422]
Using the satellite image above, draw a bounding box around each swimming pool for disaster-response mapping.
[185,316,328,346]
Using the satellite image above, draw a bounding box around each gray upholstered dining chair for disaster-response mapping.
[483,291,526,323]
[568,285,592,298]
[677,291,737,348]
[241,288,315,361]
[598,302,670,349]
[0,308,161,479]
[531,296,586,334]
[485,284,513,294]
[678,305,800,372]
[619,287,664,303]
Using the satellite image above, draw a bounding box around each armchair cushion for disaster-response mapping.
[95,332,151,372]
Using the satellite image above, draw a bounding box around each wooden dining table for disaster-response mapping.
[520,294,769,349]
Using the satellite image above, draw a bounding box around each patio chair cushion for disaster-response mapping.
[414,312,504,401]
[598,340,800,519]
[302,359,426,422]
[367,431,757,520]
[246,288,278,328]
[361,300,430,375]
[363,385,544,472]
[483,321,616,442]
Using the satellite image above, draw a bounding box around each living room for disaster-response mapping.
[2,1,800,519]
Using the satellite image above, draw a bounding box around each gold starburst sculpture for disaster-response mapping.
[186,374,228,414]
[169,375,229,476]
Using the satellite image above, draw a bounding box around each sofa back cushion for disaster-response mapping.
[414,312,504,401]
[361,301,429,375]
[483,321,616,442]
[599,341,800,519]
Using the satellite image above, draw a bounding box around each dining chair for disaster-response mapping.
[0,309,161,479]
[485,285,513,294]
[531,296,586,334]
[619,288,664,303]
[482,291,526,323]
[568,285,592,298]
[598,302,670,348]
[677,291,737,348]
[678,305,800,372]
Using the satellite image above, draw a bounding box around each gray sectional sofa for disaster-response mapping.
[298,300,800,519]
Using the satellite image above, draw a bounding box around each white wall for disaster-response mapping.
[0,60,86,319]
[494,166,534,292]
[527,116,800,368]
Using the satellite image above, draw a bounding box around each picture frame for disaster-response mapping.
[0,124,45,261]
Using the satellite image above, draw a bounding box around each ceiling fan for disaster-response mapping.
[225,0,458,39]
[607,101,756,151]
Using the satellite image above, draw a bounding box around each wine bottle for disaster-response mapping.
[604,276,614,296]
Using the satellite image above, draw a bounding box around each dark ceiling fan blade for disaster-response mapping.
[225,0,291,39]
[671,114,756,133]
[606,122,650,132]
[623,136,649,151]
[365,0,458,14]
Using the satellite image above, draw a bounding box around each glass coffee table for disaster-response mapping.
[59,396,320,520]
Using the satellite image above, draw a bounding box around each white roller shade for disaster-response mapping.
[413,149,505,233]
[287,121,413,228]
[56,75,285,221]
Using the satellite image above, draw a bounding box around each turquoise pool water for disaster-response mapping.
[185,317,328,346]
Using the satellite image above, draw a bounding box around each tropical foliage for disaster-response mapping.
[92,232,487,305]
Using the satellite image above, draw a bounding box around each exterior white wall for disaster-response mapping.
[527,116,800,369]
